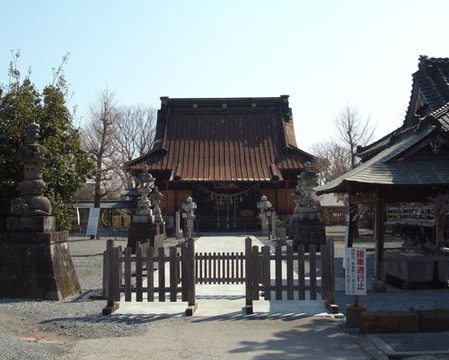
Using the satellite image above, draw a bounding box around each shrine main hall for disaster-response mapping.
[125,95,314,232]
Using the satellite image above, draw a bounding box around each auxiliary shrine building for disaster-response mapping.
[125,95,314,232]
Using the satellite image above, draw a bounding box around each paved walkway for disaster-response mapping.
[104,235,389,359]
[115,235,328,318]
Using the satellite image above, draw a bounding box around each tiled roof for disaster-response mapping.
[357,56,449,161]
[126,96,313,182]
[316,124,449,195]
[413,56,449,109]
[404,56,449,127]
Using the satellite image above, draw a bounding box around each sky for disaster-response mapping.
[1,0,449,152]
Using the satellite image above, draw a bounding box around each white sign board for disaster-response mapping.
[345,247,367,296]
[86,208,100,237]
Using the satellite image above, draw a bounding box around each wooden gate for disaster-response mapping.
[244,237,336,314]
[103,237,196,315]
[103,236,335,316]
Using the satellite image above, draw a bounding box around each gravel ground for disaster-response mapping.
[1,228,448,360]
[0,237,151,360]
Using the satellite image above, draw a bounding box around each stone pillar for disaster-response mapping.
[0,120,81,300]
[182,196,197,239]
[257,195,271,236]
[271,209,277,240]
[151,186,166,238]
[175,211,182,240]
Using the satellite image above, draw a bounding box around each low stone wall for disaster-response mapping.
[359,307,449,334]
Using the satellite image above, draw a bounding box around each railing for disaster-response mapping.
[195,252,245,284]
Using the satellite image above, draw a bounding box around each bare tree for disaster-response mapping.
[334,105,375,168]
[81,89,123,207]
[311,104,375,244]
[311,141,352,185]
[311,105,375,183]
[114,105,157,188]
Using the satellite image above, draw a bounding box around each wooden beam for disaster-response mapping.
[349,192,378,204]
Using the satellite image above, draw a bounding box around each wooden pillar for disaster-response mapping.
[346,196,359,248]
[373,201,386,292]
[435,194,445,253]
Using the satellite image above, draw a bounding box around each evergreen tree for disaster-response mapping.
[0,52,95,230]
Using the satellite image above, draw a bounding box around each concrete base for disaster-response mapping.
[0,231,81,300]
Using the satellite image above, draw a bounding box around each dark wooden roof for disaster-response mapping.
[357,56,449,161]
[316,123,449,197]
[126,96,314,182]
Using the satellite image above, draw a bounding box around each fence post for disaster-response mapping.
[158,247,166,301]
[323,237,338,313]
[169,246,178,302]
[297,245,306,300]
[286,244,294,300]
[147,247,154,301]
[136,244,143,302]
[262,246,271,300]
[124,247,132,302]
[103,240,120,315]
[275,245,282,300]
[244,237,254,314]
[185,238,197,316]
[310,245,317,300]
[320,243,329,303]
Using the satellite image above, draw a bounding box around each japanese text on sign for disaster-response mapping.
[345,247,367,296]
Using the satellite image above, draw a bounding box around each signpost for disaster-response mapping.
[86,208,100,238]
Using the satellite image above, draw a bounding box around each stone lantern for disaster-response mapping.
[134,165,155,222]
[295,161,319,220]
[0,120,81,300]
[291,162,326,251]
[127,165,158,252]
[182,196,197,238]
[257,195,272,236]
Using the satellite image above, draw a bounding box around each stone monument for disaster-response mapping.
[0,120,81,300]
[291,162,326,251]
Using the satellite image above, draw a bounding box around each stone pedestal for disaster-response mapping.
[291,217,326,252]
[346,304,367,328]
[0,231,81,300]
[6,215,55,233]
[127,222,156,253]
